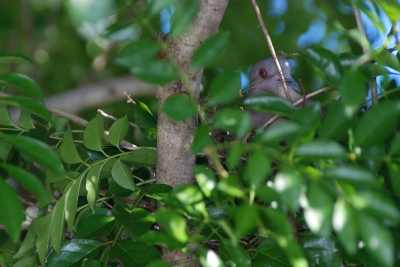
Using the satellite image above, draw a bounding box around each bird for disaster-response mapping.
[247,57,314,129]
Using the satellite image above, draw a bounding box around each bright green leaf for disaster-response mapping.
[332,198,358,254]
[86,165,102,212]
[50,196,66,254]
[111,158,136,191]
[84,114,104,153]
[193,165,216,197]
[155,209,188,244]
[245,152,270,187]
[0,104,16,127]
[190,124,213,153]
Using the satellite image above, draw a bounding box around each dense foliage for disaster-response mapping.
[1,0,400,267]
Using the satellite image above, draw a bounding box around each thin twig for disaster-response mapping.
[97,109,139,129]
[251,0,292,103]
[124,91,137,105]
[353,5,378,106]
[299,79,306,108]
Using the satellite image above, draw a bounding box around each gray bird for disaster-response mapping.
[247,57,313,128]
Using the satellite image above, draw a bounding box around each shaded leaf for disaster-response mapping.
[0,104,16,127]
[243,93,297,116]
[170,0,199,37]
[214,108,252,139]
[245,152,270,187]
[108,116,129,149]
[84,114,104,153]
[109,240,159,267]
[0,52,33,64]
[113,206,155,239]
[111,158,136,191]
[76,208,115,238]
[115,39,160,68]
[319,101,353,140]
[339,69,366,118]
[294,140,348,160]
[0,97,52,123]
[252,238,290,267]
[205,71,241,106]
[50,196,66,254]
[190,124,213,153]
[161,93,196,121]
[332,198,358,254]
[120,148,157,167]
[131,60,179,84]
[13,228,37,258]
[60,128,83,164]
[0,73,43,100]
[101,23,141,42]
[219,238,251,267]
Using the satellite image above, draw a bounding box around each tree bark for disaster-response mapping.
[156,0,229,265]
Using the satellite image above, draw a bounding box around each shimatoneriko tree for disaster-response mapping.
[1,0,400,267]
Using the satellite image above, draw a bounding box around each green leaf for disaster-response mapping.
[252,238,290,267]
[0,178,23,243]
[140,184,173,200]
[319,101,353,140]
[302,183,334,237]
[148,0,177,15]
[191,31,230,69]
[167,185,207,219]
[0,104,16,127]
[50,196,66,254]
[60,128,83,164]
[46,239,103,267]
[2,134,64,175]
[113,206,155,239]
[0,97,52,123]
[193,165,216,197]
[0,163,48,201]
[120,148,157,167]
[170,0,199,37]
[115,39,160,68]
[108,116,129,149]
[245,152,270,187]
[332,198,358,254]
[0,73,43,100]
[299,232,342,267]
[0,139,13,163]
[84,114,104,153]
[111,158,136,191]
[274,166,302,211]
[101,23,141,42]
[294,140,348,160]
[359,214,394,267]
[64,176,84,232]
[0,52,33,64]
[146,260,172,267]
[161,93,196,121]
[19,110,34,130]
[131,60,179,84]
[205,71,241,106]
[389,163,400,197]
[190,124,213,153]
[255,121,303,144]
[219,238,251,267]
[109,240,159,267]
[260,208,293,238]
[13,228,37,258]
[76,209,115,238]
[134,101,157,142]
[81,259,102,267]
[33,215,51,265]
[324,165,379,188]
[85,165,102,212]
[354,100,400,147]
[154,209,188,244]
[214,108,252,139]
[230,206,258,236]
[243,93,297,116]
[339,69,367,118]
[303,47,343,86]
[198,247,224,267]
[13,254,38,267]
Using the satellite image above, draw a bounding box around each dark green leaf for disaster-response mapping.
[299,232,342,267]
[245,152,270,187]
[252,238,290,267]
[332,198,358,254]
[243,93,297,116]
[50,196,66,254]
[354,100,400,147]
[230,206,258,236]
[260,208,293,238]
[109,240,159,267]
[3,134,64,175]
[190,124,213,153]
[115,39,160,68]
[33,215,51,265]
[13,254,38,267]
[101,23,141,42]
[339,69,366,118]
[0,52,33,64]
[0,73,43,100]
[294,140,348,160]
[0,97,52,123]
[0,178,23,243]
[255,121,303,144]
[131,60,179,84]
[134,101,157,142]
[319,101,353,140]
[214,108,251,139]
[46,239,103,267]
[64,176,84,232]
[113,206,155,239]
[170,0,199,37]
[205,71,240,106]
[120,147,157,167]
[146,260,172,267]
[81,259,102,267]
[219,238,251,267]
[60,128,83,164]
[108,116,129,149]
[13,228,37,258]
[303,47,343,86]
[76,209,115,238]
[191,31,230,69]
[84,114,104,153]
[359,214,394,267]
[19,110,34,130]
[0,104,16,127]
[324,165,379,188]
[140,184,173,200]
[161,93,196,121]
[389,163,400,197]
[111,158,136,191]
[0,163,48,201]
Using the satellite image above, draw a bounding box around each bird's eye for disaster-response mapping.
[258,68,268,79]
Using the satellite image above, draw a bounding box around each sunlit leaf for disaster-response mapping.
[86,165,102,212]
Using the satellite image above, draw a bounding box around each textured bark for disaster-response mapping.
[156,0,229,265]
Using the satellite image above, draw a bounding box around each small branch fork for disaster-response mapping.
[250,0,292,103]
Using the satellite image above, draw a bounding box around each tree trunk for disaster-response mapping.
[156,0,229,265]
